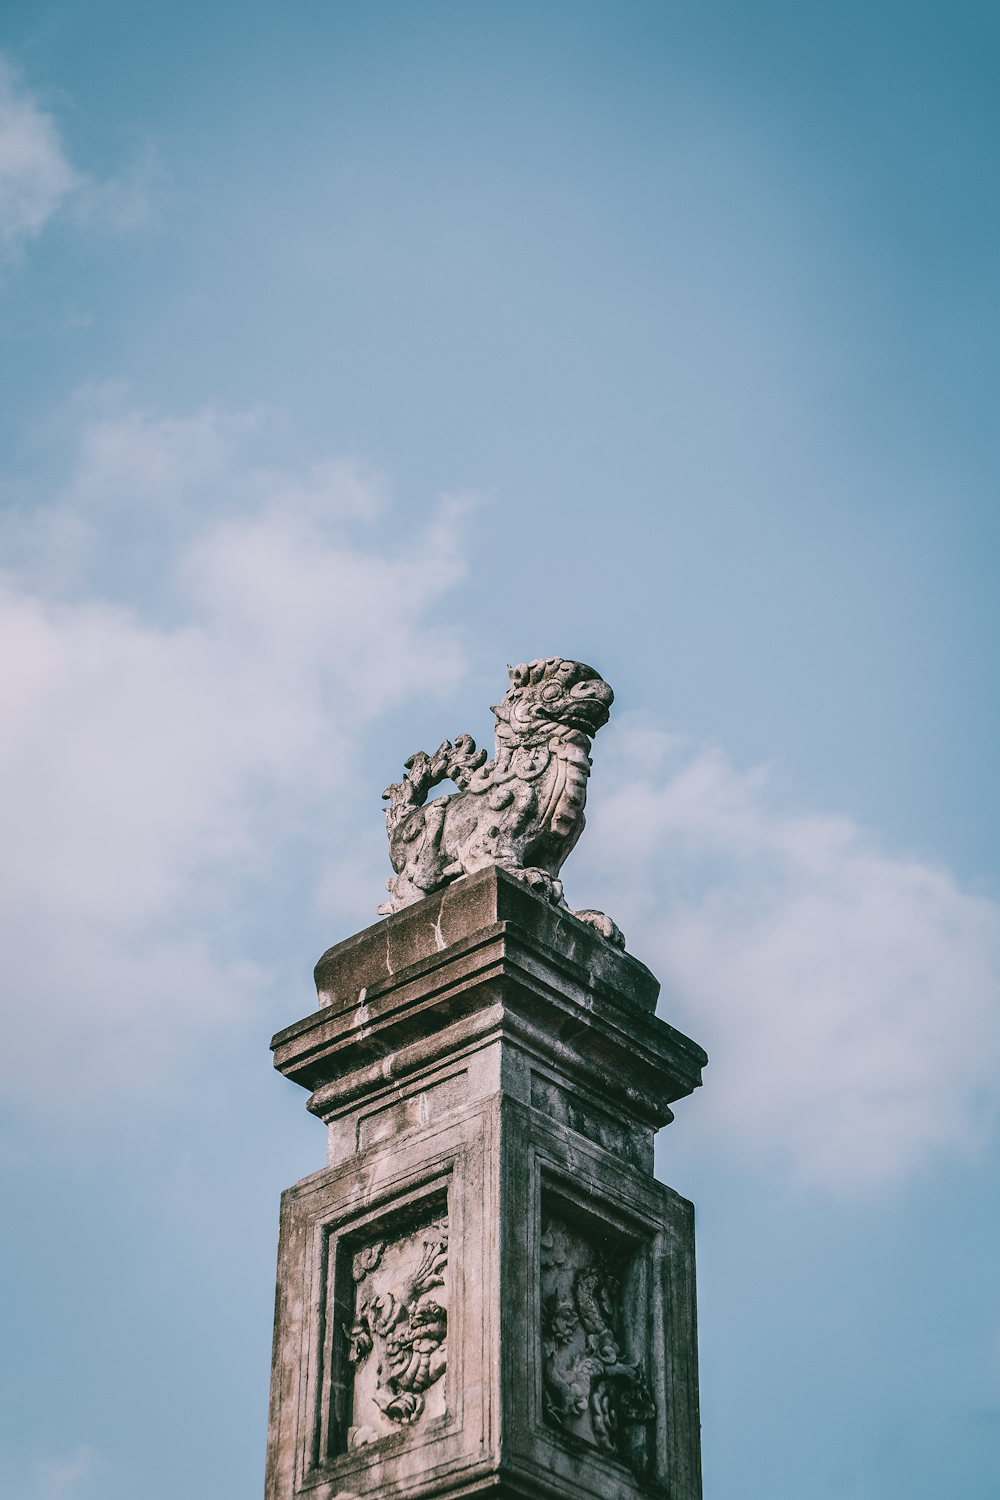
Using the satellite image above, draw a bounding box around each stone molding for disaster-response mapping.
[272,867,705,1173]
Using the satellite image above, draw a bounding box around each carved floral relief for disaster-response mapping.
[539,1215,655,1468]
[342,1219,449,1447]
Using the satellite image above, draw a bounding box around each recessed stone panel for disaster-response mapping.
[538,1204,657,1481]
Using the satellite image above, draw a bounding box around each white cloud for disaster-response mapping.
[0,61,78,246]
[0,408,471,1132]
[573,723,1000,1192]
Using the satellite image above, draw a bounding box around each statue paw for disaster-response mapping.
[513,867,564,905]
[570,909,626,949]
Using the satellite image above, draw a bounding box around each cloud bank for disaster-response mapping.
[0,407,471,1134]
[2,403,998,1192]
[575,726,1000,1191]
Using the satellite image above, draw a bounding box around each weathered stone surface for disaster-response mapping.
[315,864,658,1014]
[266,871,706,1499]
[266,1096,701,1500]
[273,867,705,1172]
[377,657,624,945]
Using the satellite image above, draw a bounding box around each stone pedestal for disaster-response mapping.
[266,866,707,1500]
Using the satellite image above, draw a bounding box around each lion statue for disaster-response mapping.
[378,656,624,947]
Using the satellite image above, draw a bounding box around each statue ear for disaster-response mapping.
[507,663,515,680]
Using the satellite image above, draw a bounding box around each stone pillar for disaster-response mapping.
[265,865,707,1500]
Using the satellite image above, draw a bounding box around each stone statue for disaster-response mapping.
[378,657,625,947]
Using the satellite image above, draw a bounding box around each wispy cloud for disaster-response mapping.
[68,405,252,508]
[0,60,78,248]
[0,58,158,260]
[574,724,1000,1192]
[29,1446,107,1500]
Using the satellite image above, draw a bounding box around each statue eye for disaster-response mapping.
[540,683,562,701]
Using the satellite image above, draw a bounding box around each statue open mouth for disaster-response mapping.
[537,700,611,736]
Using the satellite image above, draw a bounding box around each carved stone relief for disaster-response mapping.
[539,1214,655,1471]
[377,657,625,947]
[343,1218,449,1447]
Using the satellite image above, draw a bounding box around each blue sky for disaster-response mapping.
[0,4,997,1498]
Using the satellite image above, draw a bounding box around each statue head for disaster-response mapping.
[492,657,614,744]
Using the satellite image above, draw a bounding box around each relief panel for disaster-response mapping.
[340,1214,450,1449]
[539,1209,655,1479]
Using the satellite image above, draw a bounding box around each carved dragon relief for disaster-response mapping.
[343,1220,449,1445]
[378,657,625,947]
[539,1217,655,1470]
